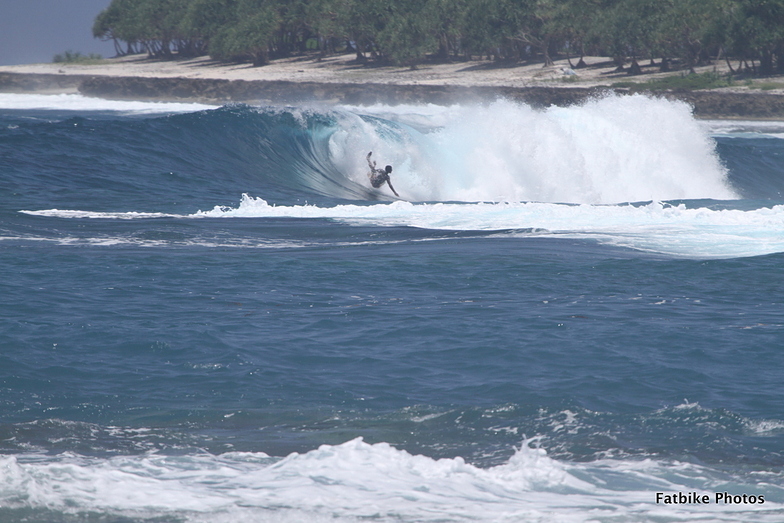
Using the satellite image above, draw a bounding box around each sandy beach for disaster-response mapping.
[3,52,784,117]
[0,53,660,89]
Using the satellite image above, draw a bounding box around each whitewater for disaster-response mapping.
[14,93,784,259]
[2,91,784,523]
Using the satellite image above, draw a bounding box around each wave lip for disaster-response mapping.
[5,95,738,205]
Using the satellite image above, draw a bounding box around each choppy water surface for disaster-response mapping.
[2,93,784,522]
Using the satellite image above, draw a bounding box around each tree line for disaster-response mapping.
[93,0,784,75]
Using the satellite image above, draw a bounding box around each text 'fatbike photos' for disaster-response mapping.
[656,492,765,504]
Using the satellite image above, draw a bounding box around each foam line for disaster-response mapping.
[21,198,784,258]
[0,93,216,114]
[1,438,781,522]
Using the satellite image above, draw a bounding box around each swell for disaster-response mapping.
[2,402,783,469]
[715,135,784,201]
[0,104,371,216]
[6,95,776,212]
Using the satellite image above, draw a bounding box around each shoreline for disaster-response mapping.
[3,54,784,118]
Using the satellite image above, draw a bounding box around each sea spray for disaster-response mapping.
[332,95,738,203]
[2,93,738,204]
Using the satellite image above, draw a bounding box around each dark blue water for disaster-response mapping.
[1,94,783,522]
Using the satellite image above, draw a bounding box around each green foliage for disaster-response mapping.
[209,0,280,65]
[460,0,529,60]
[376,0,438,66]
[599,0,666,68]
[755,81,784,90]
[725,0,784,74]
[91,0,784,78]
[421,0,469,60]
[611,71,735,90]
[53,51,103,64]
[553,0,604,62]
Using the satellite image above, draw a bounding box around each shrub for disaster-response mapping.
[53,51,104,64]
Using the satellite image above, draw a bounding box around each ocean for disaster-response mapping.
[1,91,784,522]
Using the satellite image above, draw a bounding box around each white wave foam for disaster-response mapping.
[702,119,784,139]
[0,234,312,249]
[0,229,456,250]
[22,198,784,258]
[20,209,180,219]
[1,438,780,522]
[746,419,784,435]
[0,93,216,114]
[196,196,784,258]
[331,95,737,204]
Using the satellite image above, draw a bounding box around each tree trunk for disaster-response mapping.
[613,55,625,72]
[724,53,735,74]
[437,34,449,62]
[252,48,269,66]
[542,37,553,66]
[761,50,773,75]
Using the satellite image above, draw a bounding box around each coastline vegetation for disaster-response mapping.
[93,0,784,78]
[53,51,104,64]
[611,71,737,91]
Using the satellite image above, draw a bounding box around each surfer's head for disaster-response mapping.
[385,165,392,174]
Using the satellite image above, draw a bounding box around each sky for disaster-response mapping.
[0,0,116,66]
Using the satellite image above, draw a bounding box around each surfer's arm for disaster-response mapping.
[387,179,399,197]
[366,151,376,170]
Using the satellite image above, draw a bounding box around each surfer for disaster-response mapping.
[366,151,399,197]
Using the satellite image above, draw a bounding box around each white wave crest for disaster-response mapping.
[22,198,784,258]
[20,209,179,219]
[0,93,216,114]
[331,95,737,204]
[195,196,784,258]
[1,438,781,522]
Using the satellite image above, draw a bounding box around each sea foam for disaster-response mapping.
[21,198,784,258]
[1,438,781,522]
[199,197,784,258]
[15,94,778,258]
[0,93,216,114]
[330,95,738,203]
